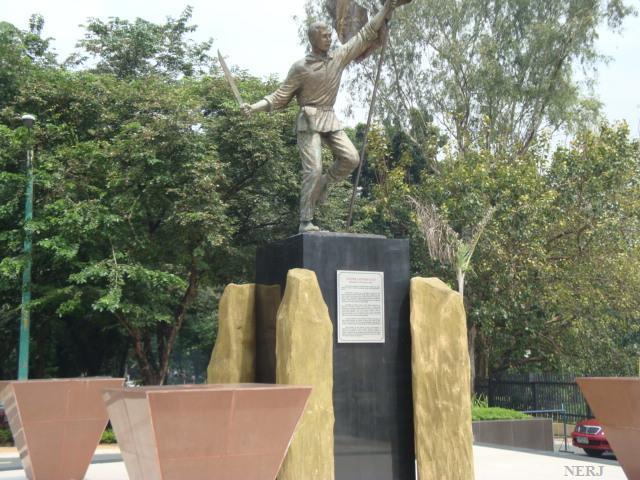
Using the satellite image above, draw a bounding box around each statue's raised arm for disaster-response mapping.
[337,0,396,65]
[242,0,397,234]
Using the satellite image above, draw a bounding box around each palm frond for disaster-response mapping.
[407,195,461,268]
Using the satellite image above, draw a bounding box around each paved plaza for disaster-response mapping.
[474,445,624,480]
[0,444,626,480]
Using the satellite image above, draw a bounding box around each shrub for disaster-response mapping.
[0,427,117,446]
[472,406,531,421]
[0,427,13,446]
[100,428,117,444]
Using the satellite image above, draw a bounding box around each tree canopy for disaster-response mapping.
[0,11,301,384]
[1,3,639,386]
[306,0,633,154]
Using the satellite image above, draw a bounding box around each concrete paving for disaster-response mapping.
[0,446,121,473]
[0,462,128,480]
[474,445,625,480]
[0,445,627,479]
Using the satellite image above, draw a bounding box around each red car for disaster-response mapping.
[571,419,612,457]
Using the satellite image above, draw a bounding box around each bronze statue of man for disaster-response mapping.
[242,0,397,233]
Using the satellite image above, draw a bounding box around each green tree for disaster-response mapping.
[303,0,636,386]
[202,75,301,257]
[0,17,71,380]
[71,6,213,78]
[0,68,227,383]
[327,0,634,156]
[0,14,55,109]
[452,124,640,378]
[0,15,301,383]
[540,123,640,374]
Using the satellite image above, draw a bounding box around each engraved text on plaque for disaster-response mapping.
[337,270,385,343]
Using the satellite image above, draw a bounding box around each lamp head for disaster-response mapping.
[21,114,36,129]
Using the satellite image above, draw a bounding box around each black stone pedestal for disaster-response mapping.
[255,232,415,480]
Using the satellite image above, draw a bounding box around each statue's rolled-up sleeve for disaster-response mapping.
[338,23,378,66]
[264,64,301,111]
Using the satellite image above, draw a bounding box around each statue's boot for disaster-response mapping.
[299,221,320,233]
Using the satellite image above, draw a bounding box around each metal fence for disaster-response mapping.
[475,373,593,422]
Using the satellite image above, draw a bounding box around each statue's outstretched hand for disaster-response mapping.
[240,103,252,117]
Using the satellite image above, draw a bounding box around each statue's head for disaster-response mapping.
[308,21,332,54]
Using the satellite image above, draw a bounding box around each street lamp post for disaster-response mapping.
[18,114,35,380]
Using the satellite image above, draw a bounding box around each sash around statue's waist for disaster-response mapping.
[301,105,334,111]
[297,105,341,133]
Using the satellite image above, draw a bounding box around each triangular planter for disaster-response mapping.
[577,377,640,480]
[102,384,311,480]
[0,378,124,480]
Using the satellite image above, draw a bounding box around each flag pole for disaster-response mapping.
[346,33,388,229]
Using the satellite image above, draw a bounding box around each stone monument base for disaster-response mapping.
[256,232,415,480]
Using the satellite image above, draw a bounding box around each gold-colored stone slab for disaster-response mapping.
[410,277,474,480]
[276,268,335,480]
[0,377,124,480]
[577,377,640,480]
[103,384,311,480]
[207,283,256,383]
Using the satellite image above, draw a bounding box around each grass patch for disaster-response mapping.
[472,406,532,421]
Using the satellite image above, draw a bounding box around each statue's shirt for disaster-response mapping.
[264,23,378,133]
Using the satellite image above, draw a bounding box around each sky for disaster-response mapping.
[2,0,640,134]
